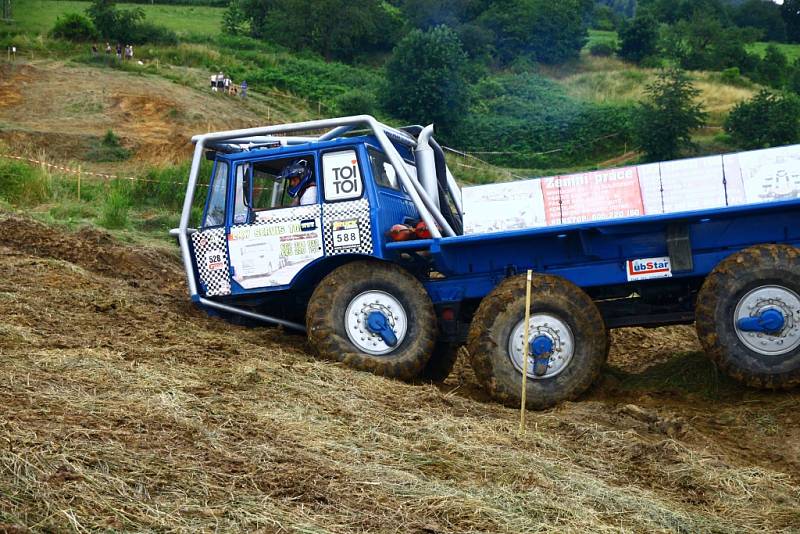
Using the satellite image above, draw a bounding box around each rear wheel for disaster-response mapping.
[467,274,607,410]
[306,261,436,380]
[695,244,800,389]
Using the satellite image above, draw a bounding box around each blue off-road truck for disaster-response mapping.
[175,116,800,408]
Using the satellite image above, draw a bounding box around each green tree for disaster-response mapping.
[86,0,144,42]
[664,12,759,72]
[733,0,786,42]
[382,25,469,133]
[725,89,800,149]
[782,0,800,43]
[617,15,659,64]
[478,0,593,65]
[222,0,248,35]
[756,45,788,88]
[243,0,400,60]
[635,69,707,162]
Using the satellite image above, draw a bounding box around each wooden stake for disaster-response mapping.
[77,165,81,201]
[519,269,532,436]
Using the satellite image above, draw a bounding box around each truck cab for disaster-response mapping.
[186,119,461,330]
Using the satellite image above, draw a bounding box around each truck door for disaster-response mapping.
[226,154,324,291]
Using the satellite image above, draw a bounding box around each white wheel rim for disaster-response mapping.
[345,290,408,355]
[734,284,800,356]
[508,313,574,379]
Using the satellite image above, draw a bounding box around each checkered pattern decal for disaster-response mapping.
[322,198,373,256]
[191,228,231,297]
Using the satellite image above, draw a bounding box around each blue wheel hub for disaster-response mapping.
[529,334,554,377]
[366,310,398,347]
[736,308,785,335]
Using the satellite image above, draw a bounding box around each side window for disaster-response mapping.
[368,148,399,190]
[323,149,363,202]
[234,156,318,218]
[203,161,228,227]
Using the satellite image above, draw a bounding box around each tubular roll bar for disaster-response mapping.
[178,115,453,331]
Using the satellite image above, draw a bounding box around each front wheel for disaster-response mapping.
[306,261,436,380]
[467,274,607,410]
[695,244,800,389]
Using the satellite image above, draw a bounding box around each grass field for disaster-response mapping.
[12,0,223,38]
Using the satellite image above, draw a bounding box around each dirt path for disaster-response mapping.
[1,212,798,532]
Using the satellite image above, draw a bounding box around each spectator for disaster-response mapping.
[210,74,217,92]
[91,44,98,56]
[105,42,111,55]
[223,77,231,94]
[240,80,247,99]
[116,43,122,60]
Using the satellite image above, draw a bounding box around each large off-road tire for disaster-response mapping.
[467,274,607,410]
[418,341,461,382]
[306,261,436,380]
[695,244,800,389]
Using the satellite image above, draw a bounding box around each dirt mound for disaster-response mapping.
[1,212,799,532]
[0,213,184,293]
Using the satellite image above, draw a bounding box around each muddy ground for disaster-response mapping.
[0,211,798,532]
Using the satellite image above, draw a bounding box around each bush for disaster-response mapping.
[130,22,179,45]
[719,67,749,87]
[85,130,131,162]
[99,180,132,229]
[589,42,616,57]
[50,13,100,42]
[0,160,51,206]
[334,90,376,116]
[725,89,800,149]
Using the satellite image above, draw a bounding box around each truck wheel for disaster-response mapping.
[695,244,800,389]
[306,261,436,380]
[419,342,461,382]
[467,274,607,410]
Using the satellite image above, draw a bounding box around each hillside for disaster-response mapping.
[0,60,318,168]
[1,210,799,531]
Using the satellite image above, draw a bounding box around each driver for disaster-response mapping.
[279,159,317,206]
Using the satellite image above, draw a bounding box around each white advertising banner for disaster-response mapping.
[658,155,726,213]
[460,144,800,235]
[725,145,800,205]
[462,180,547,234]
[638,162,664,215]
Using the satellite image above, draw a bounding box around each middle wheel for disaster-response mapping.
[467,274,608,409]
[306,261,437,380]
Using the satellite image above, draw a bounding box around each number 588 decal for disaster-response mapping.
[331,219,361,249]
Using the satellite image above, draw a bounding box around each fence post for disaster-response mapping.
[519,269,533,436]
[77,165,82,201]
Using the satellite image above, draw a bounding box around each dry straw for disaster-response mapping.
[1,212,799,532]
